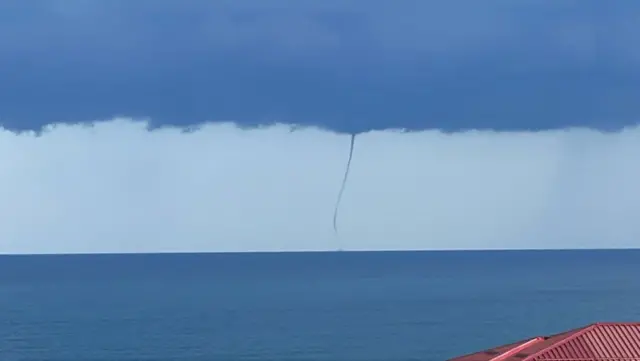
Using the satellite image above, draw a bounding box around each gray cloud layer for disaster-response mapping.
[2,1,640,132]
[5,0,638,67]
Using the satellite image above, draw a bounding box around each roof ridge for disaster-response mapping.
[489,337,545,361]
[523,323,599,361]
[593,321,640,326]
[446,337,537,361]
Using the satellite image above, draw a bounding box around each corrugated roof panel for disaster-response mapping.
[447,323,640,361]
[531,323,640,361]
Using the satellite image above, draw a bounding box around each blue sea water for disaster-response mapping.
[1,250,639,361]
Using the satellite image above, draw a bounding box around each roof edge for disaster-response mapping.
[523,323,599,361]
[592,321,640,326]
[446,338,535,361]
[490,337,545,361]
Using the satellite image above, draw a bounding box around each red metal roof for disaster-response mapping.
[448,322,640,361]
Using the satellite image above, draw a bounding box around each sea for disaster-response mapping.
[1,249,639,361]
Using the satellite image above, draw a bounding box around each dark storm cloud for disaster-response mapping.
[1,0,639,133]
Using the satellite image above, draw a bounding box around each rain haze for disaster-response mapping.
[1,0,640,254]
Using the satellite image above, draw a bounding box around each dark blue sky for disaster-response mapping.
[1,0,639,134]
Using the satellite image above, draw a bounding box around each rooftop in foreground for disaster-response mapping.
[448,322,640,361]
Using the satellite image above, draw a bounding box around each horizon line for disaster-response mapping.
[1,247,639,257]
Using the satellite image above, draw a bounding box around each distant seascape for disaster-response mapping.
[1,249,639,360]
[3,2,640,360]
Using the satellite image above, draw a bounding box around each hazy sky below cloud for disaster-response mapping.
[1,1,639,253]
[1,120,639,254]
